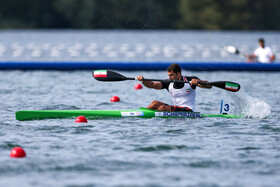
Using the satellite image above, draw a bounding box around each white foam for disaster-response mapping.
[228,92,271,119]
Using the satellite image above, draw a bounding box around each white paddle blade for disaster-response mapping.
[225,45,240,54]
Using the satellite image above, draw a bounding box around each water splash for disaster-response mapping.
[228,92,271,119]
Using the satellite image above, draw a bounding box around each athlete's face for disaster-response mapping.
[167,71,181,80]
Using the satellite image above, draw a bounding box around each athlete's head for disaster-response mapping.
[167,63,182,80]
[258,38,265,48]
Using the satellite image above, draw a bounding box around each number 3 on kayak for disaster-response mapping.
[220,100,232,114]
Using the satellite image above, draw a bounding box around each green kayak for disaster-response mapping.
[15,107,241,121]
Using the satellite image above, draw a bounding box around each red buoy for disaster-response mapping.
[134,83,143,90]
[111,96,120,102]
[75,116,88,123]
[10,147,26,158]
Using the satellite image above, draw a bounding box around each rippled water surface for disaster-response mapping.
[0,70,279,186]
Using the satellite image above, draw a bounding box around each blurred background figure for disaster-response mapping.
[246,38,275,63]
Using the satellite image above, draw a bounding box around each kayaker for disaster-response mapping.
[136,63,212,112]
[246,38,275,63]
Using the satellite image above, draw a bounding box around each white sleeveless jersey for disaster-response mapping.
[254,46,273,63]
[168,76,196,111]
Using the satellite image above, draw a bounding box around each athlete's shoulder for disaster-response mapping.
[184,76,199,81]
[265,46,273,52]
[254,47,262,54]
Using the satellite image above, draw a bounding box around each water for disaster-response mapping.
[0,30,280,62]
[0,30,280,186]
[0,70,279,186]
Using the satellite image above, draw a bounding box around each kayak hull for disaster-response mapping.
[15,108,240,121]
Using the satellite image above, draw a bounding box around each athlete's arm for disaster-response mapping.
[136,76,162,90]
[191,79,212,89]
[270,55,275,62]
[246,54,257,61]
[269,49,275,62]
[246,48,258,62]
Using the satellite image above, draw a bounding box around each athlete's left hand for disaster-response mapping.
[190,79,199,86]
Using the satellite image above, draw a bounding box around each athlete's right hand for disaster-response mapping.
[136,76,144,82]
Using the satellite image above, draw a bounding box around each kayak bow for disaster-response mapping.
[15,107,241,121]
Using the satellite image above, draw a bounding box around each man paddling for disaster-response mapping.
[136,63,212,112]
[246,38,275,63]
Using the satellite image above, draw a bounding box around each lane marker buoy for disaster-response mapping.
[111,96,120,102]
[134,84,143,90]
[10,147,26,158]
[75,116,88,123]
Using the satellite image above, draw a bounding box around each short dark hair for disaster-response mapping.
[167,63,181,74]
[259,38,265,43]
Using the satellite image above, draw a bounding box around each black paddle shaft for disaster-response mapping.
[93,70,189,82]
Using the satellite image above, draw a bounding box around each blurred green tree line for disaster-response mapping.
[0,0,279,30]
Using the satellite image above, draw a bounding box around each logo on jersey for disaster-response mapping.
[185,89,190,93]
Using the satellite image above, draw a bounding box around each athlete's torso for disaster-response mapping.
[161,76,198,110]
[254,46,273,63]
